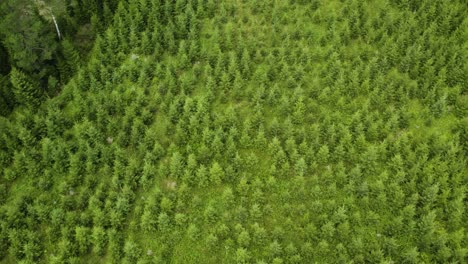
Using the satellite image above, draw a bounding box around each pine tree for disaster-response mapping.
[91,226,106,256]
[75,226,91,255]
[123,240,142,264]
[59,39,81,82]
[196,165,208,187]
[236,247,251,264]
[10,68,42,107]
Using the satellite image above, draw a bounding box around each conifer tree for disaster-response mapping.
[10,68,42,108]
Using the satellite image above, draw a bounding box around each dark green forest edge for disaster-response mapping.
[0,0,467,263]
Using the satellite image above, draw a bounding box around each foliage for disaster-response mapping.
[0,0,466,263]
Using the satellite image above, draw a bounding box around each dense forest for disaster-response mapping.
[0,0,467,263]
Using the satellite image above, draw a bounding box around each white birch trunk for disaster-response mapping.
[51,14,61,39]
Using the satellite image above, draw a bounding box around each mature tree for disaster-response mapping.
[0,0,64,74]
[10,67,42,108]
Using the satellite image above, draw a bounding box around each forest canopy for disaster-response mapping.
[0,0,467,263]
